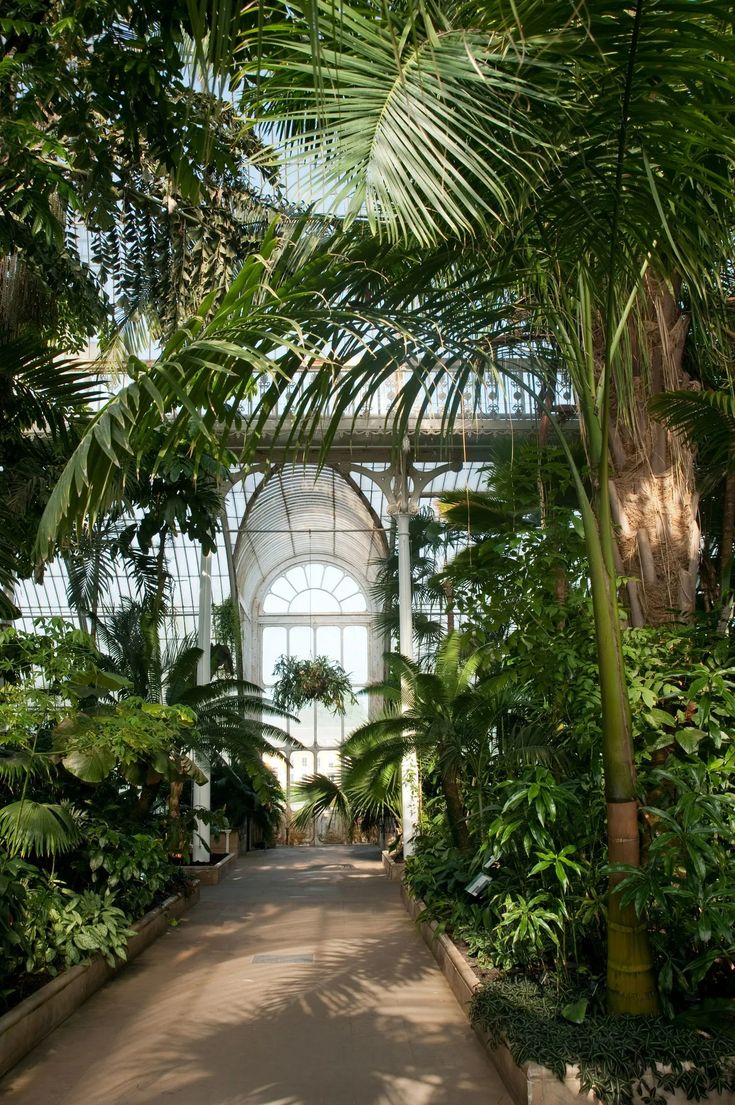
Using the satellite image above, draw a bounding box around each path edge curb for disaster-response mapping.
[391,870,735,1105]
[0,883,200,1080]
[179,850,237,885]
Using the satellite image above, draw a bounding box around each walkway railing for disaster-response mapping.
[237,359,575,424]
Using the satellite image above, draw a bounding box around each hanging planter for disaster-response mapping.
[272,655,357,716]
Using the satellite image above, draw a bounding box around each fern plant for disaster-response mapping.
[271,655,357,716]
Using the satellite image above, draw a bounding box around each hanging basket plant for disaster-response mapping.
[272,655,357,716]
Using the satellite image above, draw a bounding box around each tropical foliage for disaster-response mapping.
[272,654,356,715]
[4,0,735,1072]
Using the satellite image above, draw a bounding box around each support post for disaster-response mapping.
[339,452,462,859]
[192,549,212,863]
[396,512,419,857]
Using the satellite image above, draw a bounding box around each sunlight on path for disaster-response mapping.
[0,846,512,1105]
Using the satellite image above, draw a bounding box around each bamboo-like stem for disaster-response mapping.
[549,416,660,1014]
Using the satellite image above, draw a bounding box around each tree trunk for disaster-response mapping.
[438,750,470,853]
[608,278,700,626]
[605,800,659,1013]
[167,780,186,856]
[564,405,660,1014]
[717,468,735,634]
[134,777,162,820]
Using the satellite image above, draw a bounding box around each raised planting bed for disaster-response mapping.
[381,849,405,883]
[179,851,237,886]
[0,883,200,1080]
[394,881,735,1105]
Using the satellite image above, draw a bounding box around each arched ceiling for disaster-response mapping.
[235,465,388,616]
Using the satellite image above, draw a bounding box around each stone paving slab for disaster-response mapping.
[0,846,513,1105]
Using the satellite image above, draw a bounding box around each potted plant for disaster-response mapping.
[272,655,357,716]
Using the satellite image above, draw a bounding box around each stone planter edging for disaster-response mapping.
[0,883,200,1080]
[381,849,405,883]
[395,880,734,1105]
[179,850,237,886]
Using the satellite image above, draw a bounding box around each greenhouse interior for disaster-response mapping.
[3,4,735,1104]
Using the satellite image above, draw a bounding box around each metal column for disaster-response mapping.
[192,548,212,863]
[396,511,419,857]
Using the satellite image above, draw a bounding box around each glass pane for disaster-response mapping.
[290,749,315,784]
[286,565,309,592]
[317,749,340,781]
[304,562,326,588]
[269,575,296,601]
[288,625,313,661]
[315,702,343,746]
[289,588,340,614]
[321,564,344,594]
[290,704,314,744]
[341,593,367,613]
[315,625,341,664]
[333,575,360,602]
[262,626,288,684]
[343,625,368,683]
[262,594,288,614]
[343,695,369,737]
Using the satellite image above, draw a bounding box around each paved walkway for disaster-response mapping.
[0,846,513,1105]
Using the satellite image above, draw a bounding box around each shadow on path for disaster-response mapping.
[1,845,512,1105]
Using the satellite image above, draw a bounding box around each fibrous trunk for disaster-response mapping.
[439,757,470,853]
[608,278,699,626]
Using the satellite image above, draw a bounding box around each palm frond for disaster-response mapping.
[650,389,735,480]
[246,1,557,245]
[291,773,351,831]
[0,337,100,439]
[0,800,81,857]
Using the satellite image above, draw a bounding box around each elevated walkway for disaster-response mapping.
[231,363,576,463]
[1,846,512,1105]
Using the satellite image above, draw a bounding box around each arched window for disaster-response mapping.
[259,563,372,804]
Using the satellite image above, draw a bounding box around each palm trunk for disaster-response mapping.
[581,486,660,1015]
[717,468,735,634]
[439,757,470,853]
[557,362,660,1013]
[608,278,699,626]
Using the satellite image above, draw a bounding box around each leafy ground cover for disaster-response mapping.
[472,977,735,1105]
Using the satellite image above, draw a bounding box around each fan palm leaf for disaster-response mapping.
[0,800,81,858]
[291,774,352,832]
[650,389,735,483]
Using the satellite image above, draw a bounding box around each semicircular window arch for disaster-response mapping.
[261,563,367,616]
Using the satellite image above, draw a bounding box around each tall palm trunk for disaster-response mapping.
[607,279,699,627]
[572,465,660,1014]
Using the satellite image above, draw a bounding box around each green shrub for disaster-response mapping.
[75,821,180,919]
[0,854,33,989]
[23,879,133,975]
[471,976,735,1105]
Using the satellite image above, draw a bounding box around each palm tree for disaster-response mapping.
[345,635,517,853]
[93,601,296,824]
[291,760,399,847]
[31,0,735,1015]
[237,0,735,1013]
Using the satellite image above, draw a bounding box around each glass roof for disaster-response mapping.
[14,459,489,636]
